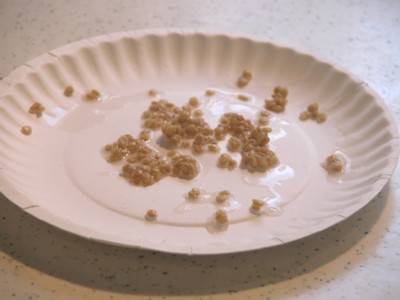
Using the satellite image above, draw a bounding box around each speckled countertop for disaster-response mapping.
[0,0,399,299]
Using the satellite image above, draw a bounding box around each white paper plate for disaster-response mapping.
[0,29,398,255]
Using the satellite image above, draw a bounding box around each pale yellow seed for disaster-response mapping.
[324,154,344,174]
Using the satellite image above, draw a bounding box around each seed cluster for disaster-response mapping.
[216,113,278,173]
[265,86,288,113]
[299,102,327,123]
[28,102,45,118]
[237,70,253,88]
[323,154,344,174]
[217,153,237,170]
[104,133,199,187]
[141,99,220,156]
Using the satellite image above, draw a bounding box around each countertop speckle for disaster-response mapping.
[0,0,399,299]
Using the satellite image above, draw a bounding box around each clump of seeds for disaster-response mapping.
[265,86,288,113]
[105,134,172,186]
[104,90,279,189]
[217,153,237,170]
[171,154,199,180]
[28,102,45,118]
[237,70,252,88]
[299,102,327,123]
[323,154,344,174]
[215,113,278,173]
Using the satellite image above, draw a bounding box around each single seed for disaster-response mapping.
[145,209,158,221]
[139,130,151,141]
[307,103,319,113]
[324,154,344,174]
[148,89,158,97]
[299,111,310,121]
[64,86,74,97]
[181,140,191,148]
[208,144,220,153]
[237,94,250,101]
[258,116,269,126]
[188,97,200,107]
[273,86,288,98]
[85,89,101,101]
[193,109,203,118]
[167,150,177,157]
[21,125,32,136]
[316,112,327,123]
[250,199,264,213]
[215,210,228,224]
[28,102,45,118]
[227,136,241,152]
[205,89,215,96]
[187,188,201,201]
[216,190,230,203]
